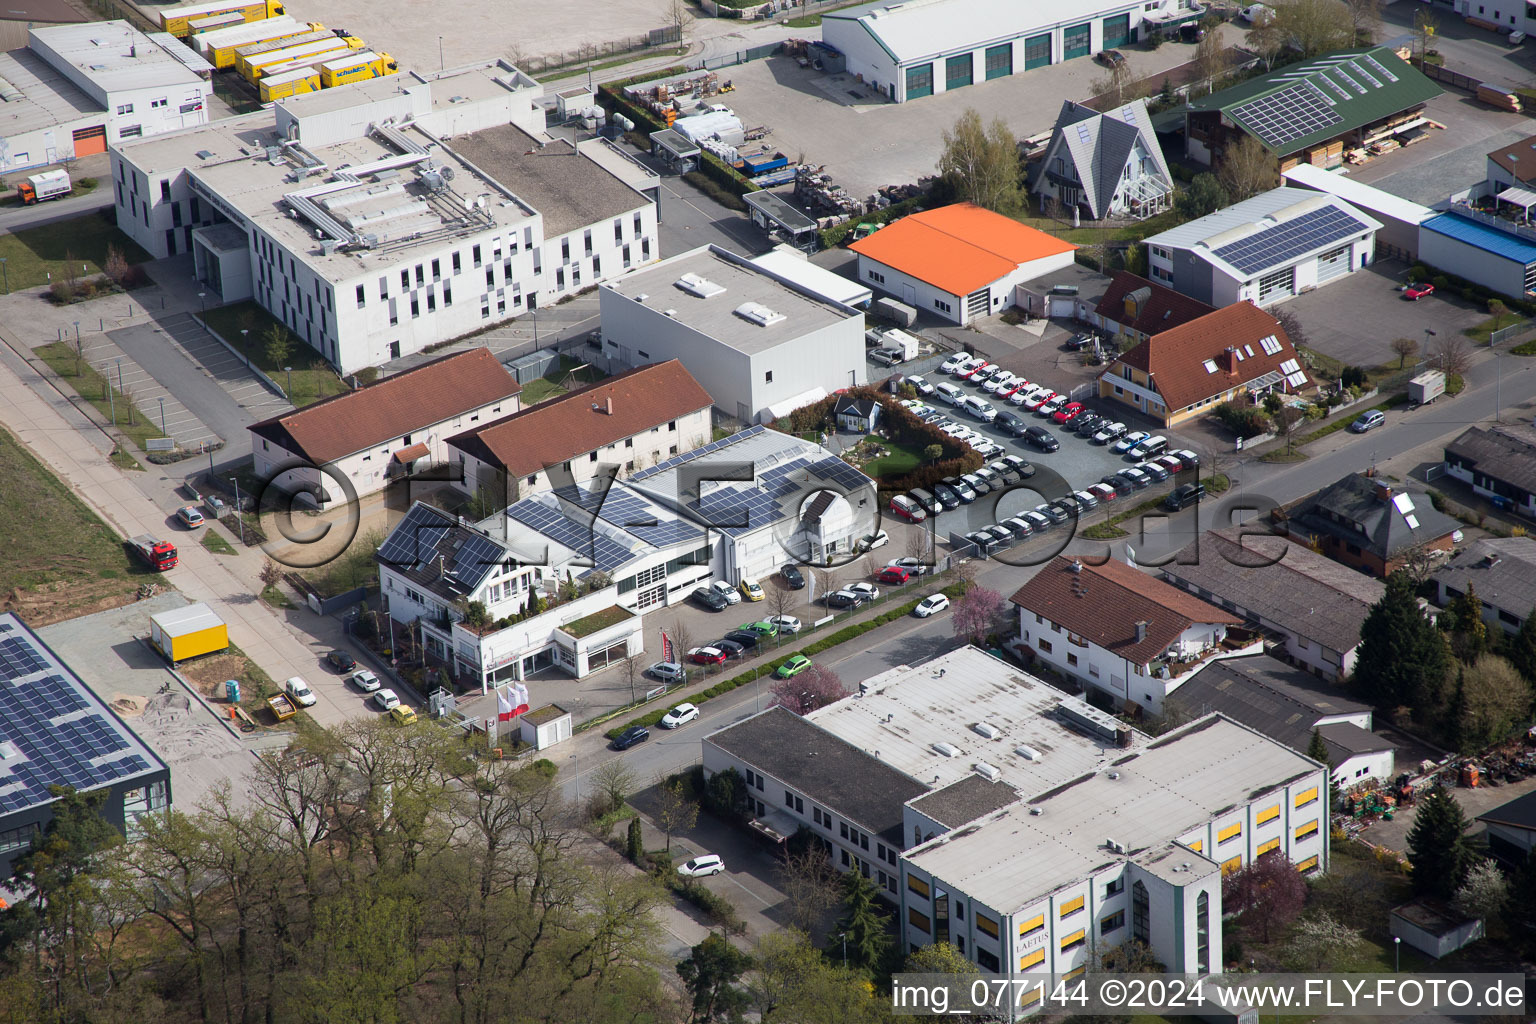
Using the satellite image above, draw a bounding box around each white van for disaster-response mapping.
[935,382,965,406]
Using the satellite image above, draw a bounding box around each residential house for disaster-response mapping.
[834,394,881,433]
[1444,423,1536,519]
[1091,270,1216,345]
[1184,47,1438,174]
[1432,537,1536,635]
[1170,654,1395,786]
[1277,474,1461,577]
[1485,132,1536,193]
[249,348,521,508]
[1162,527,1384,678]
[703,647,1329,978]
[1033,99,1173,220]
[1009,556,1259,714]
[446,360,713,508]
[848,203,1076,325]
[1142,187,1381,307]
[1477,789,1536,865]
[597,245,866,424]
[1097,300,1310,427]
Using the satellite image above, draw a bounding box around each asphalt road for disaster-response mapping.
[0,191,113,238]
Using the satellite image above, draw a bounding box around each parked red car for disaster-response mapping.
[688,647,727,665]
[1053,401,1085,424]
[877,566,913,585]
[889,495,927,522]
[1403,282,1435,300]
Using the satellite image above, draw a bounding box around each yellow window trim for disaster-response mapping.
[977,913,999,938]
[908,876,930,898]
[1257,838,1280,856]
[1018,913,1045,937]
[908,908,931,930]
[1221,856,1242,876]
[1065,966,1087,980]
[1059,895,1085,917]
[1187,839,1203,853]
[1295,820,1319,840]
[1297,855,1320,873]
[1256,804,1280,825]
[1295,786,1318,808]
[1060,928,1086,950]
[1217,822,1242,843]
[1020,949,1046,970]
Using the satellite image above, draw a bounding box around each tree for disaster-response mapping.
[676,932,752,1023]
[1354,572,1452,717]
[666,0,693,42]
[669,619,694,673]
[1405,787,1473,900]
[263,323,293,368]
[1414,6,1439,60]
[769,665,850,715]
[1453,858,1508,921]
[923,443,944,465]
[1272,405,1304,453]
[626,816,644,864]
[1487,298,1510,338]
[776,841,840,932]
[904,941,978,974]
[1269,0,1356,57]
[1429,333,1470,378]
[1218,136,1279,203]
[1389,336,1418,369]
[656,779,699,853]
[1274,305,1307,352]
[103,244,131,288]
[952,586,1007,646]
[1443,582,1489,663]
[1247,18,1288,71]
[703,767,750,822]
[835,870,890,971]
[938,108,1022,215]
[751,930,888,1024]
[259,558,282,589]
[1222,853,1307,942]
[1305,728,1339,811]
[1092,61,1143,107]
[1508,606,1536,684]
[1344,0,1380,43]
[1281,913,1366,971]
[1176,174,1229,219]
[1194,31,1232,93]
[1503,852,1536,937]
[591,759,636,818]
[1459,653,1533,749]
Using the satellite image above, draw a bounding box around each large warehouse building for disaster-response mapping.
[110,60,657,375]
[821,0,1204,103]
[0,20,210,175]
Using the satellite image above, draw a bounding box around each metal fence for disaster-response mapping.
[698,42,783,70]
[1490,321,1530,346]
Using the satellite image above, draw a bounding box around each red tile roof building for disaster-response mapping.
[1093,271,1217,343]
[1097,300,1312,428]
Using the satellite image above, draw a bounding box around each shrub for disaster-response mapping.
[78,176,98,189]
[1408,265,1428,280]
[1213,400,1269,437]
[49,281,75,304]
[674,879,746,933]
[1340,365,1369,389]
[1445,373,1465,395]
[1430,275,1449,290]
[353,366,380,385]
[530,758,558,779]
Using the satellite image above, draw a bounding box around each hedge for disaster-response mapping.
[603,582,967,739]
[1406,260,1536,316]
[818,195,929,250]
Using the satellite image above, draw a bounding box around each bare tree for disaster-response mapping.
[938,108,1023,215]
[1414,6,1439,60]
[813,569,837,604]
[952,557,979,593]
[768,581,797,634]
[1274,306,1308,350]
[666,0,693,42]
[1273,405,1305,454]
[1195,32,1232,94]
[1429,333,1471,378]
[1487,298,1509,339]
[591,759,637,818]
[1389,337,1419,369]
[775,846,840,931]
[655,779,698,853]
[667,619,692,670]
[1247,20,1288,71]
[1396,541,1443,586]
[1344,0,1381,44]
[1091,62,1144,107]
[1217,135,1279,203]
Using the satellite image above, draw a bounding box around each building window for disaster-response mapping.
[117,102,133,114]
[1195,892,1210,975]
[933,298,952,314]
[1059,895,1084,918]
[1060,929,1086,953]
[1100,911,1125,935]
[473,244,482,267]
[975,949,1000,972]
[1257,838,1281,856]
[1020,948,1045,970]
[1295,786,1318,808]
[908,875,930,899]
[765,371,773,383]
[1132,881,1149,944]
[976,913,999,939]
[356,285,366,308]
[1217,822,1242,844]
[1067,653,1078,667]
[1256,804,1280,826]
[119,125,142,138]
[1105,877,1124,896]
[908,908,931,932]
[1038,638,1052,654]
[1297,855,1320,873]
[868,269,885,283]
[1294,820,1319,841]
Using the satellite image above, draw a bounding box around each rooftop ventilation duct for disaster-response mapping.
[1015,744,1041,761]
[973,761,1000,781]
[1057,697,1122,743]
[972,722,997,739]
[932,742,957,758]
[734,301,786,327]
[676,272,725,298]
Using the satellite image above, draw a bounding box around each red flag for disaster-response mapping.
[497,687,515,722]
[661,630,675,665]
[512,683,530,717]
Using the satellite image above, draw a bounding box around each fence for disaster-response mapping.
[520,26,681,76]
[1491,321,1531,346]
[698,42,783,70]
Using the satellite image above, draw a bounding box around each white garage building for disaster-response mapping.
[821,0,1203,103]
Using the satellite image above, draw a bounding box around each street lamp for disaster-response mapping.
[239,328,249,370]
[158,397,167,434]
[439,35,445,71]
[570,752,580,803]
[285,365,293,397]
[839,931,847,970]
[72,321,81,354]
[198,290,206,317]
[1393,936,1401,972]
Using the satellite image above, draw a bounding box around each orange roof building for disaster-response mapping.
[848,203,1076,325]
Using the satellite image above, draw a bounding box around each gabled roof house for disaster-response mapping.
[1278,474,1461,577]
[1033,99,1174,220]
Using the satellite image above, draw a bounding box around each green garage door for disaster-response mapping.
[984,43,1012,79]
[906,62,934,99]
[1102,13,1130,48]
[945,53,973,90]
[1024,33,1051,70]
[1064,23,1092,59]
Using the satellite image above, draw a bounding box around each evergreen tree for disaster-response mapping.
[1405,788,1473,900]
[1508,606,1536,687]
[835,870,890,972]
[626,817,644,865]
[676,933,752,1023]
[1445,583,1489,663]
[1446,668,1470,753]
[1354,572,1452,719]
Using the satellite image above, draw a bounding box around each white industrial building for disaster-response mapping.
[598,245,866,424]
[109,60,658,374]
[1143,187,1380,308]
[702,646,1330,974]
[1281,164,1431,263]
[821,0,1204,104]
[0,20,210,173]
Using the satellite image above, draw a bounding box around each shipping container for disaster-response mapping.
[259,67,322,102]
[235,29,344,78]
[244,38,352,81]
[1408,369,1446,405]
[190,15,300,63]
[159,0,283,37]
[149,603,229,664]
[318,50,398,88]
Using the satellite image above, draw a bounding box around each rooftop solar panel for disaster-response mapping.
[1230,81,1343,150]
[376,503,456,568]
[1211,206,1368,276]
[1361,54,1397,82]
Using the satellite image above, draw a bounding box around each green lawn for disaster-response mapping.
[1463,314,1516,344]
[201,529,237,555]
[0,211,150,292]
[199,301,350,408]
[860,438,926,478]
[520,355,605,405]
[784,13,821,26]
[1016,206,1187,246]
[35,342,166,451]
[261,584,294,609]
[0,425,154,604]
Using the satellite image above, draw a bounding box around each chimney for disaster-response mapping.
[604,396,613,415]
[1374,481,1392,503]
[1070,559,1083,574]
[1223,346,1238,373]
[1134,620,1148,643]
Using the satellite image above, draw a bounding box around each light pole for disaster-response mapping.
[198,291,206,317]
[158,397,167,434]
[230,476,245,543]
[570,752,580,803]
[1393,936,1400,972]
[239,328,249,369]
[839,931,847,970]
[1,256,8,293]
[285,365,293,398]
[72,321,81,354]
[439,35,445,71]
[1423,327,1436,357]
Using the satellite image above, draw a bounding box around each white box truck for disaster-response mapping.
[16,170,71,205]
[1408,369,1446,405]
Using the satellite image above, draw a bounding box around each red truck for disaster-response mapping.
[128,534,178,570]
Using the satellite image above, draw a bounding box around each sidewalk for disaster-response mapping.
[0,328,359,727]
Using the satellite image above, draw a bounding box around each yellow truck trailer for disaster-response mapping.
[202,18,325,70]
[245,38,353,82]
[159,0,283,37]
[149,603,229,664]
[187,11,246,34]
[319,50,399,88]
[234,28,338,79]
[260,67,322,102]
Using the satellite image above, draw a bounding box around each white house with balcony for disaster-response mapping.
[1009,556,1261,714]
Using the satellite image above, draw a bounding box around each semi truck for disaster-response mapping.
[1408,369,1446,405]
[187,11,246,34]
[259,67,322,102]
[206,18,326,70]
[127,534,178,571]
[159,0,284,37]
[318,50,398,88]
[234,28,341,78]
[245,38,353,82]
[16,170,71,205]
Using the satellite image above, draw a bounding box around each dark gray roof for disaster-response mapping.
[1172,654,1389,763]
[1433,537,1536,619]
[1046,99,1171,220]
[908,775,1020,830]
[705,706,927,845]
[374,502,507,604]
[1478,788,1536,832]
[1445,424,1536,497]
[834,395,879,419]
[1288,474,1460,561]
[1163,528,1384,654]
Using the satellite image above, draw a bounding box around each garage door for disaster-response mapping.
[1102,13,1130,48]
[965,287,990,320]
[1257,266,1295,304]
[906,63,934,99]
[72,125,107,156]
[1064,23,1092,60]
[1315,245,1350,283]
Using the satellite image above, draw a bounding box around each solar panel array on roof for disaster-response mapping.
[507,502,635,570]
[630,424,767,482]
[1211,206,1368,276]
[376,502,455,569]
[0,638,47,679]
[1361,54,1398,82]
[451,533,507,581]
[1230,81,1343,150]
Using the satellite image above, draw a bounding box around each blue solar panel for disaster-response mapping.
[630,424,766,481]
[376,503,457,569]
[0,638,47,679]
[1211,206,1367,276]
[450,534,506,585]
[508,501,635,571]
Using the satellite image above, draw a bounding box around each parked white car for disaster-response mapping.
[677,854,725,877]
[710,580,742,605]
[914,594,951,618]
[1113,430,1150,454]
[769,615,802,634]
[372,688,400,711]
[349,669,381,693]
[284,676,316,708]
[660,702,700,729]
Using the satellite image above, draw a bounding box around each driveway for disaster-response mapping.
[114,310,292,429]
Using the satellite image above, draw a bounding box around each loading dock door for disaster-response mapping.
[965,288,990,320]
[72,125,106,156]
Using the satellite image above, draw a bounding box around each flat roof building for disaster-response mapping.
[110,59,657,375]
[1282,163,1431,262]
[0,613,171,879]
[598,244,866,424]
